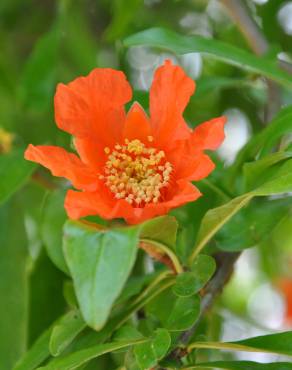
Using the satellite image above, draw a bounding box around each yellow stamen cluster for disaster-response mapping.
[100,137,173,206]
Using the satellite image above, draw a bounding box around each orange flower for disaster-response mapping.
[25,60,226,224]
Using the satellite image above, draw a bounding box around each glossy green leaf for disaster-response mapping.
[0,149,35,205]
[49,310,86,356]
[166,295,200,331]
[230,106,292,178]
[243,151,292,191]
[173,255,216,297]
[41,190,69,275]
[140,215,178,250]
[190,166,292,262]
[134,329,170,370]
[188,331,292,356]
[124,27,292,88]
[38,340,146,370]
[0,201,29,369]
[186,361,292,370]
[63,221,140,330]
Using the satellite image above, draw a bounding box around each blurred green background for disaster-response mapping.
[1,0,292,369]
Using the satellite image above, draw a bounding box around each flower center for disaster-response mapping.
[100,137,173,206]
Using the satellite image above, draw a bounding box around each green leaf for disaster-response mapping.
[186,361,292,370]
[189,165,292,262]
[147,288,200,332]
[230,106,292,179]
[49,310,86,357]
[124,27,292,88]
[134,329,170,370]
[13,326,52,370]
[166,295,200,331]
[0,200,29,369]
[38,340,146,370]
[41,190,69,274]
[18,22,60,110]
[173,255,216,297]
[0,149,35,205]
[63,221,140,330]
[140,216,178,250]
[243,151,292,191]
[188,331,292,357]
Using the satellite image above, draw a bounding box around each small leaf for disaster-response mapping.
[63,221,140,330]
[166,295,200,331]
[49,310,86,357]
[113,325,144,342]
[140,215,178,250]
[151,329,171,360]
[134,329,170,369]
[0,149,35,205]
[41,190,69,274]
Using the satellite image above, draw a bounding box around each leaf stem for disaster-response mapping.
[140,238,184,274]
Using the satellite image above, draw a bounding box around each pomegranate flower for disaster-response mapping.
[25,60,226,224]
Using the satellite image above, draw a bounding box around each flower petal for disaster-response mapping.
[24,145,98,191]
[65,190,133,220]
[54,68,132,146]
[74,138,107,170]
[123,102,152,142]
[176,152,215,182]
[191,116,227,151]
[149,60,195,145]
[124,181,201,224]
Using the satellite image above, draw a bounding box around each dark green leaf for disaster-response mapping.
[18,22,60,110]
[190,167,292,262]
[166,295,200,331]
[49,310,86,356]
[63,221,140,330]
[13,327,52,370]
[173,255,216,297]
[124,28,292,88]
[243,151,292,191]
[0,200,29,369]
[140,216,178,250]
[134,329,170,370]
[41,190,69,275]
[38,340,146,370]
[0,149,35,205]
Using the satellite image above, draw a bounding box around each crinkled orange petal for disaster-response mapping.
[74,138,107,170]
[149,60,195,146]
[123,102,152,142]
[176,152,215,182]
[64,181,200,225]
[25,145,98,191]
[65,190,133,220]
[54,68,132,146]
[191,116,227,151]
